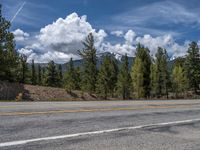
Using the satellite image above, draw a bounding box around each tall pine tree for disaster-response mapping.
[74,67,81,90]
[131,44,151,98]
[58,64,63,87]
[117,54,132,99]
[152,47,169,98]
[41,67,46,85]
[45,61,58,87]
[96,56,115,99]
[64,58,78,93]
[131,57,144,98]
[38,64,42,85]
[65,58,75,92]
[108,56,118,97]
[0,4,18,81]
[185,41,200,93]
[172,64,188,98]
[150,60,157,97]
[78,33,97,94]
[31,59,37,85]
[18,54,28,83]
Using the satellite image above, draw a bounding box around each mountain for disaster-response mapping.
[63,52,134,71]
[28,52,134,71]
[29,52,180,72]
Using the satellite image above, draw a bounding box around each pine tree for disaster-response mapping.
[18,54,28,83]
[172,64,188,98]
[131,44,151,98]
[185,41,200,93]
[64,58,76,93]
[31,59,37,85]
[162,49,170,98]
[0,4,10,79]
[0,4,18,81]
[45,61,58,87]
[58,64,63,87]
[117,54,131,99]
[58,64,63,81]
[78,33,97,93]
[41,67,46,85]
[153,47,169,98]
[96,56,112,99]
[131,57,144,98]
[137,45,151,97]
[74,67,81,90]
[108,56,118,97]
[4,33,18,81]
[150,61,157,97]
[38,64,42,85]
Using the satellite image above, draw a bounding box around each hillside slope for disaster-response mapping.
[23,84,99,101]
[0,81,99,101]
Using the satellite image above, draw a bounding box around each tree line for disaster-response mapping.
[0,4,200,99]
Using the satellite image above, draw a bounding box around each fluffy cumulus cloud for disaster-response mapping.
[170,42,189,59]
[135,34,190,58]
[17,13,190,63]
[37,13,106,49]
[124,30,136,45]
[18,13,107,63]
[110,30,124,37]
[101,42,136,57]
[100,30,137,57]
[12,29,30,42]
[135,34,174,55]
[102,30,188,59]
[18,48,33,56]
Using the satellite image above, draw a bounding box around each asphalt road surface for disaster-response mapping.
[0,100,200,150]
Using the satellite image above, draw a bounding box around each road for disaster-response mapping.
[0,100,200,150]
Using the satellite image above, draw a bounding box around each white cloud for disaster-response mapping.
[111,30,124,37]
[37,13,107,54]
[170,42,189,59]
[93,29,107,48]
[17,13,107,63]
[100,30,137,58]
[124,30,136,45]
[27,51,80,63]
[38,13,92,46]
[135,34,174,55]
[18,48,33,56]
[13,29,29,42]
[135,34,190,58]
[100,42,136,57]
[101,31,188,59]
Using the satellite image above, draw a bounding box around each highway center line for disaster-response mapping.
[0,118,200,147]
[0,104,200,116]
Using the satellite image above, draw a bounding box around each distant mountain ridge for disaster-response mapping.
[63,52,134,71]
[30,52,134,71]
[30,52,179,72]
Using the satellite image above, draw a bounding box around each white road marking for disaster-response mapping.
[0,118,200,147]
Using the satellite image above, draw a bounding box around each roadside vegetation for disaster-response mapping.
[0,4,200,100]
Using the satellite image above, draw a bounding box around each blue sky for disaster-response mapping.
[1,0,200,63]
